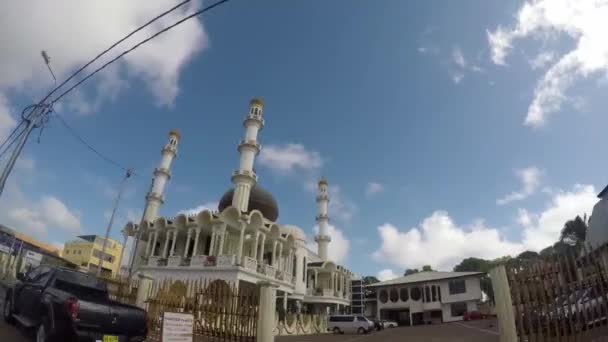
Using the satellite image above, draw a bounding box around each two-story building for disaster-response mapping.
[368,271,483,325]
[62,235,123,276]
[124,98,354,315]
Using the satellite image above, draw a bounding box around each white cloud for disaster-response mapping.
[259,143,322,174]
[0,94,16,144]
[530,51,556,70]
[307,223,350,264]
[373,183,598,271]
[377,269,399,281]
[497,166,542,205]
[0,0,207,112]
[366,182,384,197]
[520,184,597,251]
[328,185,357,222]
[178,201,218,216]
[487,0,608,127]
[450,47,483,84]
[372,212,524,271]
[7,195,81,236]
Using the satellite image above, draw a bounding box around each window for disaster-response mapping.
[410,287,422,301]
[432,285,437,302]
[389,288,398,302]
[65,250,69,254]
[399,288,409,302]
[302,257,306,282]
[425,286,431,302]
[450,302,468,317]
[449,279,466,295]
[356,316,367,322]
[438,286,442,301]
[379,289,388,303]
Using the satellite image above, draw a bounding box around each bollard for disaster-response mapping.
[135,273,154,310]
[257,281,278,342]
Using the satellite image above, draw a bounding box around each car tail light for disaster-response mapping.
[65,297,80,320]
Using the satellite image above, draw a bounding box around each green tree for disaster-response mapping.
[453,257,495,304]
[560,215,587,249]
[421,265,434,272]
[404,268,419,276]
[362,276,380,285]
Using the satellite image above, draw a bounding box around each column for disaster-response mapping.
[283,291,288,312]
[252,232,260,260]
[258,234,266,264]
[150,231,158,257]
[145,232,152,257]
[314,270,318,288]
[170,230,178,257]
[209,226,217,256]
[287,249,293,275]
[162,231,170,258]
[271,241,278,267]
[135,273,154,310]
[184,229,192,257]
[257,282,278,342]
[192,228,201,256]
[237,226,246,265]
[277,243,283,271]
[490,265,517,342]
[218,226,226,255]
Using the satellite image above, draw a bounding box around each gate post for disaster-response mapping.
[490,265,517,342]
[135,273,154,310]
[258,281,278,342]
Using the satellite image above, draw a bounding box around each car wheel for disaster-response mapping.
[333,327,341,334]
[358,327,366,334]
[36,317,56,342]
[2,295,14,325]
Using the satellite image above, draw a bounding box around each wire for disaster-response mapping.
[0,121,26,153]
[0,128,27,161]
[38,0,194,107]
[52,111,137,175]
[50,0,230,105]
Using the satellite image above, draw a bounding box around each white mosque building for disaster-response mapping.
[123,98,353,314]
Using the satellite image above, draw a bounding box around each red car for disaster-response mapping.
[463,311,486,321]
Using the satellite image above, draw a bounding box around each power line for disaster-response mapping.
[52,110,136,174]
[0,121,26,153]
[37,0,195,108]
[51,0,230,105]
[0,127,27,161]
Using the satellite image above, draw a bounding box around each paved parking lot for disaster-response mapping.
[277,319,499,342]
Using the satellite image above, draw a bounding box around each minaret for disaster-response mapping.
[231,98,264,212]
[142,129,180,221]
[315,177,331,261]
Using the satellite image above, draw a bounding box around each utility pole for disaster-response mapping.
[97,169,132,276]
[0,105,50,198]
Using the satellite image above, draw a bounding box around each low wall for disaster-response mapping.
[274,314,328,336]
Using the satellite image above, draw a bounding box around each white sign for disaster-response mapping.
[162,312,194,342]
[23,250,43,267]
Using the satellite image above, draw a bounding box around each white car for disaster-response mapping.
[328,315,374,334]
[382,320,398,328]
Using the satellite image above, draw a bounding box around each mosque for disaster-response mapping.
[123,98,354,314]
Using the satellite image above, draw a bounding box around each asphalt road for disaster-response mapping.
[0,286,30,342]
[276,319,500,342]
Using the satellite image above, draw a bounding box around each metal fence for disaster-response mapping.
[506,247,608,341]
[99,274,139,305]
[144,278,259,342]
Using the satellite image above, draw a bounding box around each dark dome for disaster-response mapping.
[218,185,279,221]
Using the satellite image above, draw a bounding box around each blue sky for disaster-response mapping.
[1,0,608,280]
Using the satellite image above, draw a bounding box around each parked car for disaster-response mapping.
[3,265,148,342]
[381,319,398,328]
[328,315,374,334]
[463,311,486,321]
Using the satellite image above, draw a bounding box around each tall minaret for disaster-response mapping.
[231,98,264,211]
[315,177,331,261]
[142,129,180,221]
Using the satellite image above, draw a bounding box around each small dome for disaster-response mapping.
[169,129,181,139]
[218,185,279,221]
[250,97,264,107]
[281,225,306,241]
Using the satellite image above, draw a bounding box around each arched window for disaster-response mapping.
[410,287,421,301]
[302,257,306,282]
[292,255,297,277]
[432,286,437,302]
[399,288,409,302]
[389,288,398,302]
[379,290,388,303]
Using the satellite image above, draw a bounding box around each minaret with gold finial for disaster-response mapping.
[315,177,331,260]
[231,98,264,211]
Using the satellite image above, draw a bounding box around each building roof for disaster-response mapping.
[367,271,484,287]
[598,184,608,199]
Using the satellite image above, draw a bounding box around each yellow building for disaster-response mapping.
[62,235,123,276]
